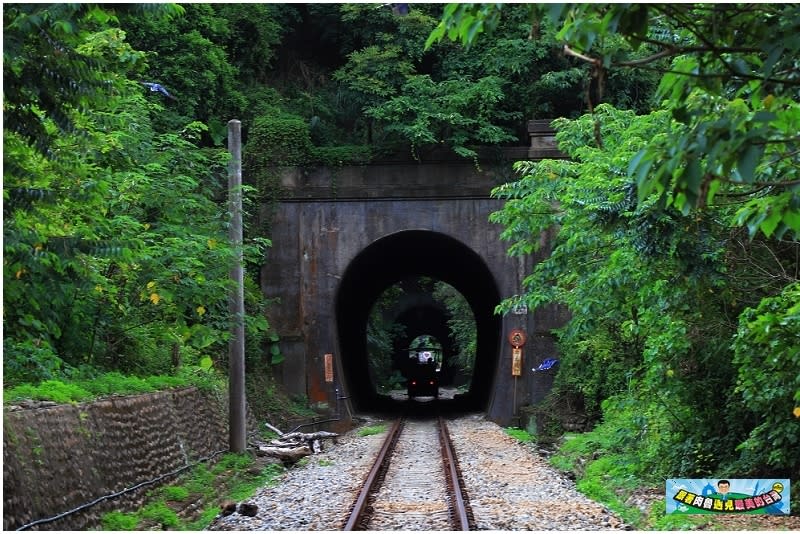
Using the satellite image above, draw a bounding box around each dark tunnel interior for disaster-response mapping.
[389,294,458,386]
[335,230,502,414]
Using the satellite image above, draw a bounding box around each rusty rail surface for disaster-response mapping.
[343,418,404,530]
[439,416,472,530]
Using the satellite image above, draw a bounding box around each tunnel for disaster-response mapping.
[335,230,502,414]
[387,291,458,386]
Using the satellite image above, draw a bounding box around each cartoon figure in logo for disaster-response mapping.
[716,480,731,501]
[709,479,751,502]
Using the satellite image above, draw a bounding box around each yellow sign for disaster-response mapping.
[512,347,523,376]
[324,353,334,383]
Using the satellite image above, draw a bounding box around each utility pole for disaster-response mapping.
[227,119,246,453]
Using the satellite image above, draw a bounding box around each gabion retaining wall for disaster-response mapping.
[3,387,228,530]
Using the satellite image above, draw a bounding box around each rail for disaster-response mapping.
[343,417,472,530]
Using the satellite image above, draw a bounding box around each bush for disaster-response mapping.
[245,114,314,168]
[3,369,225,405]
[3,380,93,404]
[161,485,190,501]
[2,339,67,387]
[140,501,178,528]
[101,511,139,531]
[312,145,373,166]
[732,282,800,476]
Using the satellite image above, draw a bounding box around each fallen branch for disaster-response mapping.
[256,445,311,463]
[252,424,339,463]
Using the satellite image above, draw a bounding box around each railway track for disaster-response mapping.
[343,417,473,531]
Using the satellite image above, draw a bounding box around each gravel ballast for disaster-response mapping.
[207,412,625,531]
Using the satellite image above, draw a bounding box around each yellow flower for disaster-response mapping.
[207,239,217,249]
[196,305,206,316]
[149,293,161,305]
[794,406,800,418]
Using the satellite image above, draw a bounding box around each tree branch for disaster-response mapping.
[562,44,600,66]
[617,47,677,67]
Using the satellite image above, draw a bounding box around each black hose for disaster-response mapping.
[15,448,228,531]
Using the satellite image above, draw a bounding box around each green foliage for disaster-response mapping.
[4,5,277,387]
[334,45,416,99]
[3,371,224,405]
[431,3,800,239]
[1,340,67,386]
[246,114,315,168]
[433,281,477,374]
[139,501,179,528]
[3,381,93,404]
[504,427,534,443]
[732,282,800,473]
[100,511,139,531]
[357,424,387,437]
[161,485,190,501]
[117,4,246,136]
[366,285,406,391]
[550,396,682,528]
[215,452,253,471]
[212,4,286,84]
[366,74,519,160]
[491,103,799,488]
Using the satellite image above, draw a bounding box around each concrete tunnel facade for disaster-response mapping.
[259,157,568,426]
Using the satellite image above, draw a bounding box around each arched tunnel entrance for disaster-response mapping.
[335,230,502,414]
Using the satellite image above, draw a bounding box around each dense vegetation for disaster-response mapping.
[435,2,799,513]
[4,3,648,397]
[4,2,798,523]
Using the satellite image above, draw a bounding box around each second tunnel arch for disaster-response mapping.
[335,230,502,412]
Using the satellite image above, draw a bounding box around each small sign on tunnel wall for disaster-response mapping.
[324,353,334,383]
[508,329,527,377]
[512,347,523,376]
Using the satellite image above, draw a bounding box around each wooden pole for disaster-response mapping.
[227,119,246,453]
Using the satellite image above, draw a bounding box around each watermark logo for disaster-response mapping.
[666,479,790,515]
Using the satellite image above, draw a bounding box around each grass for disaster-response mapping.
[504,426,534,443]
[548,431,711,530]
[357,424,387,437]
[3,369,222,405]
[99,452,286,531]
[161,485,190,501]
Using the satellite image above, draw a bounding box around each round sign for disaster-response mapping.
[508,328,527,348]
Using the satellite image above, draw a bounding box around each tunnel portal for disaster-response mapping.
[335,230,502,413]
[261,150,567,425]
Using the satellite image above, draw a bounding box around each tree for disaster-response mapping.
[365,74,519,160]
[117,4,247,141]
[4,4,272,385]
[490,104,798,479]
[429,3,800,240]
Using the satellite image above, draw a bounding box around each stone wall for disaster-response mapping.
[3,387,229,531]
